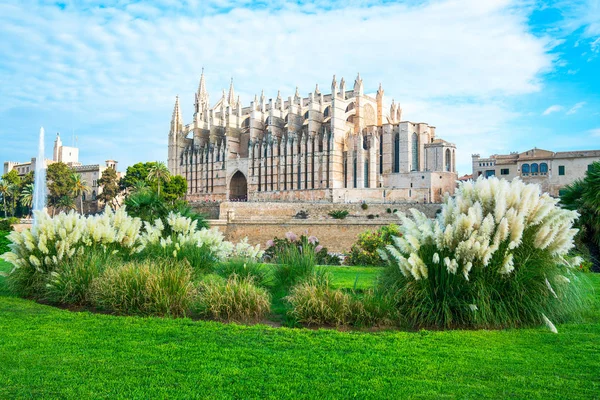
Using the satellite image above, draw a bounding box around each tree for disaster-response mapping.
[147,162,171,196]
[70,173,91,215]
[97,167,120,210]
[162,175,187,203]
[560,161,600,271]
[20,183,34,216]
[120,162,158,190]
[0,180,9,218]
[47,162,75,215]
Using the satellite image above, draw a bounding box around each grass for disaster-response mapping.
[1,260,600,398]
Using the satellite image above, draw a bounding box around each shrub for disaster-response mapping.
[91,259,195,317]
[286,278,353,326]
[328,210,349,219]
[44,250,115,305]
[286,279,396,327]
[264,232,341,266]
[215,258,271,287]
[361,202,368,210]
[195,275,271,322]
[0,231,10,254]
[380,176,586,329]
[347,224,400,266]
[367,214,375,220]
[0,217,17,232]
[273,244,316,288]
[386,208,392,214]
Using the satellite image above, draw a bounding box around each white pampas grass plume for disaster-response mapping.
[542,314,558,334]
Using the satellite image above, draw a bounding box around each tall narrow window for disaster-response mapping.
[353,151,357,189]
[522,164,530,175]
[445,149,451,172]
[343,151,348,188]
[412,133,419,171]
[531,163,539,174]
[540,163,548,175]
[379,136,383,174]
[364,160,369,188]
[393,132,400,173]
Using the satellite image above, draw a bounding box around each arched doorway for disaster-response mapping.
[229,171,247,201]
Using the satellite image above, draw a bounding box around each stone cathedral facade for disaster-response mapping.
[168,72,457,203]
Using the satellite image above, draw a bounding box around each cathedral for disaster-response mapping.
[168,72,457,203]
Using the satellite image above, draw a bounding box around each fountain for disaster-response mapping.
[32,127,47,226]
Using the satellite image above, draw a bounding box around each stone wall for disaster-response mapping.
[189,202,221,219]
[219,201,441,221]
[209,219,394,253]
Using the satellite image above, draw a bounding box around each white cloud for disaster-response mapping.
[567,101,586,115]
[543,105,563,115]
[0,0,557,173]
[589,128,600,137]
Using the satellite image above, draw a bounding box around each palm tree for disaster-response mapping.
[8,184,19,217]
[20,183,34,217]
[56,195,76,214]
[147,162,171,197]
[0,180,8,218]
[70,173,91,215]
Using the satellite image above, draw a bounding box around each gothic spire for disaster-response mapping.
[171,95,182,130]
[331,75,337,92]
[228,77,235,106]
[197,68,207,100]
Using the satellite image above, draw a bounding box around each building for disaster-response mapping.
[3,133,119,213]
[472,148,600,196]
[168,72,457,203]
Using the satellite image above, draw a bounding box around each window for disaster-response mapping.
[353,151,357,188]
[393,133,400,173]
[92,191,96,200]
[559,165,565,175]
[531,163,539,174]
[540,163,548,175]
[485,170,495,178]
[324,106,331,118]
[501,168,509,175]
[364,161,369,188]
[411,133,419,171]
[522,164,530,175]
[445,149,451,172]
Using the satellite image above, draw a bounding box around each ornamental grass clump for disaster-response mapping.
[195,275,271,322]
[2,208,144,297]
[380,176,586,330]
[215,258,271,288]
[91,259,195,317]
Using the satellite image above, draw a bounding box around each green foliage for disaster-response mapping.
[47,162,76,213]
[286,278,396,327]
[146,161,171,196]
[91,259,195,317]
[328,209,349,219]
[347,224,400,266]
[1,270,600,399]
[135,242,218,276]
[124,188,168,222]
[97,167,120,209]
[215,258,271,287]
[0,231,10,254]
[44,250,113,305]
[273,244,317,288]
[0,218,17,232]
[120,162,157,190]
[194,275,271,322]
[264,232,341,266]
[560,161,600,270]
[361,202,368,210]
[162,175,187,203]
[171,201,209,229]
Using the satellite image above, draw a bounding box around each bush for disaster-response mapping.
[0,231,10,255]
[286,278,353,326]
[386,208,392,214]
[347,225,400,266]
[328,210,349,219]
[44,250,114,305]
[0,217,18,232]
[215,258,271,287]
[91,259,195,317]
[195,275,271,322]
[380,176,586,329]
[286,279,396,327]
[361,202,368,210]
[273,244,316,288]
[264,232,341,266]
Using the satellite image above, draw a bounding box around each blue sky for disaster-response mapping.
[0,0,598,175]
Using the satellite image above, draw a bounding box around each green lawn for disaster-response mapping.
[1,259,599,399]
